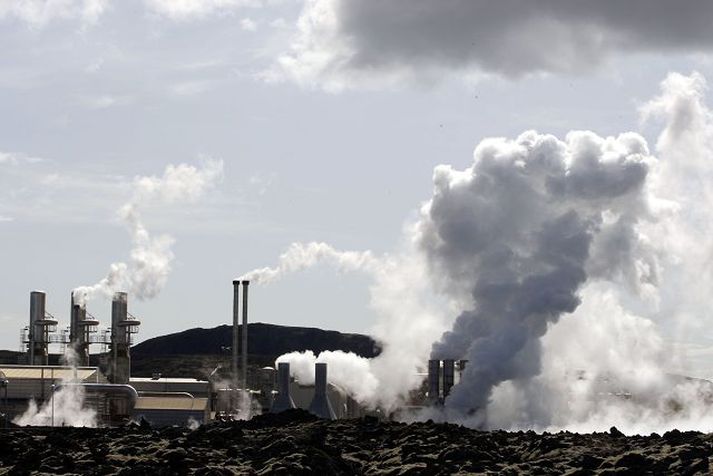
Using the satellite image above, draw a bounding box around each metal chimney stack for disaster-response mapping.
[110,292,130,384]
[232,280,240,390]
[427,359,440,405]
[241,280,249,391]
[29,291,48,365]
[271,362,296,413]
[308,362,336,419]
[70,292,90,366]
[443,359,455,399]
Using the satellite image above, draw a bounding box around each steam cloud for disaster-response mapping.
[73,159,223,304]
[255,71,713,433]
[14,349,97,427]
[277,0,713,89]
[419,130,655,420]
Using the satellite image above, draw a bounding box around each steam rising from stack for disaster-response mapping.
[419,130,655,420]
[73,159,223,304]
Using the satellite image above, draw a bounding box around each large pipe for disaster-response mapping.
[54,383,139,421]
[428,359,440,405]
[271,362,296,413]
[241,280,249,391]
[232,280,240,390]
[443,359,455,399]
[308,362,336,419]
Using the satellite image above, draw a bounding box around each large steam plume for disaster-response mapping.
[73,159,223,304]
[419,130,656,420]
[250,71,713,433]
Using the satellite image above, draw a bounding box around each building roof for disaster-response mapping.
[134,396,208,412]
[0,365,99,382]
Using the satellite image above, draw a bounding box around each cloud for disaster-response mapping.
[275,0,713,90]
[240,17,257,31]
[0,0,109,28]
[0,151,43,165]
[144,0,262,21]
[0,215,14,222]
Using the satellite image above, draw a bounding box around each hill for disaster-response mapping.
[0,323,380,381]
[132,322,379,359]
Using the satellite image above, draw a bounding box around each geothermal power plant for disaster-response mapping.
[2,280,455,427]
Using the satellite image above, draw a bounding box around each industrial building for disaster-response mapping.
[2,280,365,427]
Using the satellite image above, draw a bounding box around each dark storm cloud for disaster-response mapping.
[281,0,713,87]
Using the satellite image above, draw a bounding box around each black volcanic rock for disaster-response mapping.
[131,322,380,359]
[3,416,713,475]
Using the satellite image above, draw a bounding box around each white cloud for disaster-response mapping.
[169,80,212,96]
[0,151,43,165]
[240,16,257,31]
[0,215,14,222]
[274,0,713,90]
[0,0,109,27]
[144,0,262,21]
[83,94,131,109]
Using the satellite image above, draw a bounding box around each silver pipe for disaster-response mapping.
[54,383,139,409]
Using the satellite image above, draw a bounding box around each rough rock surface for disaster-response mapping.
[1,410,712,475]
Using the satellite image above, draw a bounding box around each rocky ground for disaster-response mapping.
[1,410,712,475]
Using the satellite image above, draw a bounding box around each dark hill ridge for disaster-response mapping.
[132,322,380,359]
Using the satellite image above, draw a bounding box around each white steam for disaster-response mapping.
[239,241,378,284]
[256,71,713,433]
[13,349,97,427]
[73,159,223,305]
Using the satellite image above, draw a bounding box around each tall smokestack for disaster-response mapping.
[428,359,440,405]
[241,280,249,391]
[271,362,296,413]
[443,359,455,399]
[29,291,48,365]
[308,362,336,419]
[70,292,90,366]
[232,280,240,390]
[110,292,130,384]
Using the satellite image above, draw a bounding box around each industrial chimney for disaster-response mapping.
[427,359,440,405]
[443,359,455,399]
[271,362,296,413]
[28,291,52,365]
[308,362,336,420]
[69,292,98,366]
[241,280,249,391]
[109,292,140,384]
[232,280,239,391]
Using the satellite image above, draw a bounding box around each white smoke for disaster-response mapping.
[13,349,97,427]
[276,350,379,404]
[73,159,223,305]
[239,241,378,284]
[254,71,713,433]
[246,241,449,412]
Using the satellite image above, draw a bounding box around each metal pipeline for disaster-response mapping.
[53,383,139,410]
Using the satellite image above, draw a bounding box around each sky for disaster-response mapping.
[2,0,713,363]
